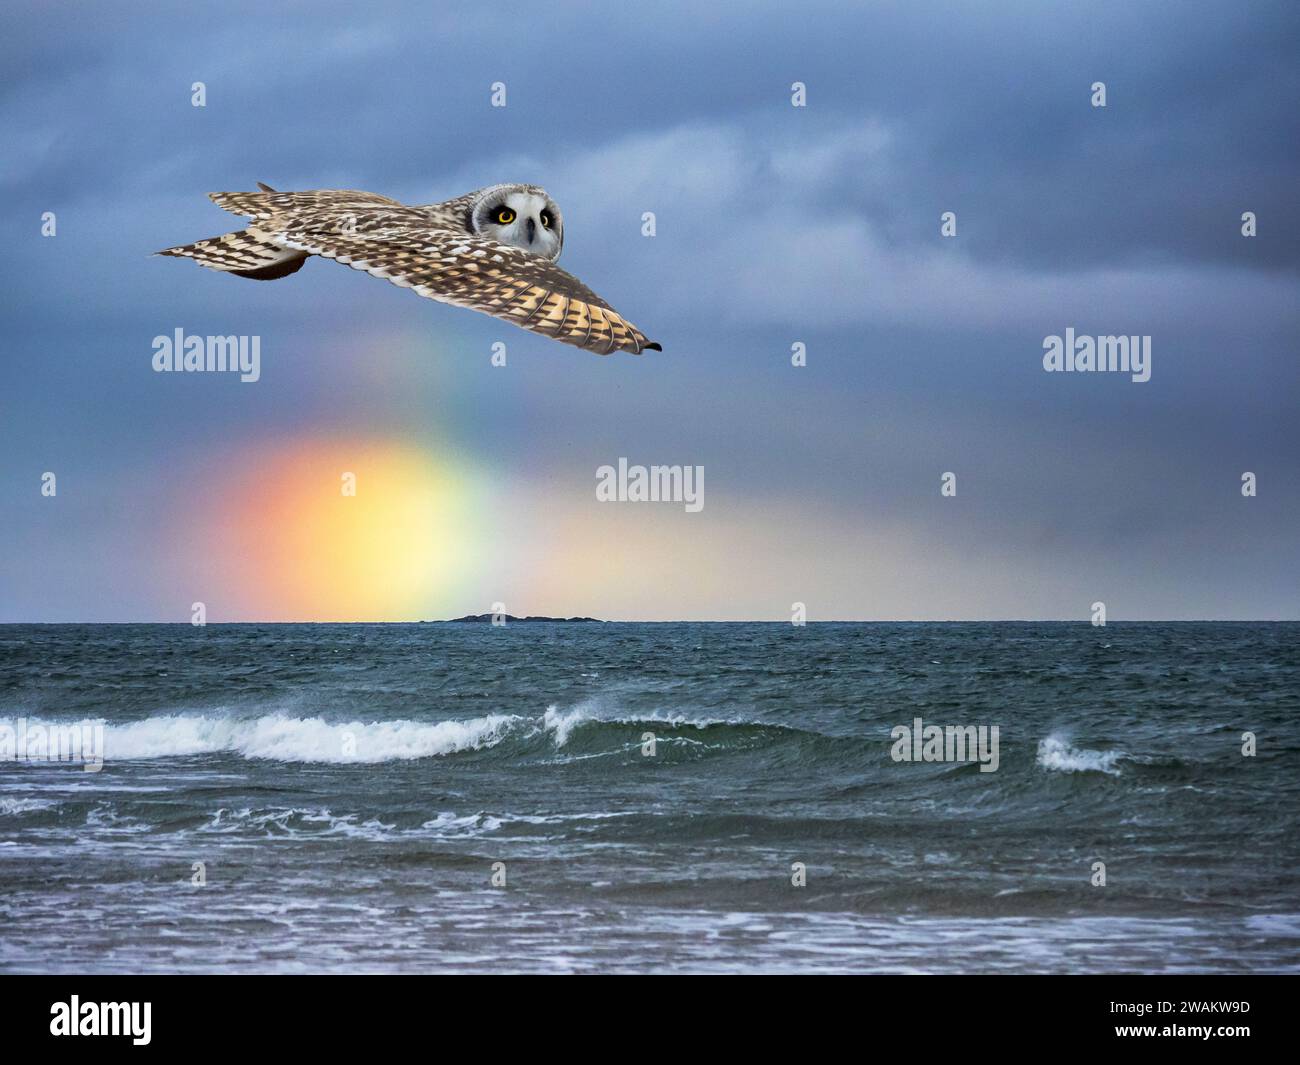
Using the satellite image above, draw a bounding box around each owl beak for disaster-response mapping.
[526,217,537,244]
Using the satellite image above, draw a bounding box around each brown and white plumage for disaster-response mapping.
[158,183,661,356]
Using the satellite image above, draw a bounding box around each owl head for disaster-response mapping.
[469,184,563,261]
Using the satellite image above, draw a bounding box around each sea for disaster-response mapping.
[1,621,1297,974]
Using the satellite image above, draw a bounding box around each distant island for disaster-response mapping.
[429,614,605,623]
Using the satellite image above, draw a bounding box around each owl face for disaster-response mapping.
[470,185,563,261]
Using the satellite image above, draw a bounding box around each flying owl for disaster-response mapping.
[157,183,660,355]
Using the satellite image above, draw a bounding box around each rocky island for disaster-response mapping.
[431,614,604,623]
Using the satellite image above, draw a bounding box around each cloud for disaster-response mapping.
[459,117,1298,335]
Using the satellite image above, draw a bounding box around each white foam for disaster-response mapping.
[0,797,57,816]
[204,806,396,837]
[1036,734,1123,776]
[543,704,587,747]
[0,713,519,764]
[421,811,503,835]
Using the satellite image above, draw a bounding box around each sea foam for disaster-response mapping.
[1036,734,1123,776]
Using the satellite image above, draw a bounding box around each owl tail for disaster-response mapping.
[156,227,308,280]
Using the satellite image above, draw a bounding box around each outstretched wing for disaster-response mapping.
[269,218,660,355]
[210,188,405,220]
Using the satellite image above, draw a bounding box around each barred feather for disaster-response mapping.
[156,228,307,279]
[275,226,658,355]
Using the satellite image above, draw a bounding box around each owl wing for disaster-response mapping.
[269,216,660,356]
[210,188,405,220]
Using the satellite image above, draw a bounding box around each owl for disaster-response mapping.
[158,183,660,355]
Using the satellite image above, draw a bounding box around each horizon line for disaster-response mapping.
[2,618,1297,626]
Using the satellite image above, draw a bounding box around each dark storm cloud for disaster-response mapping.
[5,1,1295,269]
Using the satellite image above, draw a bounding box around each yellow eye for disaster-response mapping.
[495,207,516,225]
[539,211,552,229]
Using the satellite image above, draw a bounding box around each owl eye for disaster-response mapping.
[539,211,552,229]
[494,207,516,225]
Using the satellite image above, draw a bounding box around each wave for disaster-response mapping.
[1036,734,1124,776]
[188,804,640,842]
[0,713,519,764]
[0,797,58,816]
[540,700,796,749]
[0,702,813,766]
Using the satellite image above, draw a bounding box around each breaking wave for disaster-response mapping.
[0,703,796,765]
[0,713,519,764]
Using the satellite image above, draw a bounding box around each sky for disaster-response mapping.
[1,0,1297,621]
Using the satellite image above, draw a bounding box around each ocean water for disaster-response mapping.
[1,621,1297,974]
